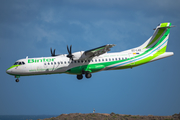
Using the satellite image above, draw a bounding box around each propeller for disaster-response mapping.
[66,45,74,60]
[50,48,56,56]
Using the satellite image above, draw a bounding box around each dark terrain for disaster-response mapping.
[41,112,180,120]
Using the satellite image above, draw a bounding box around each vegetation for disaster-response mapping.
[42,112,180,120]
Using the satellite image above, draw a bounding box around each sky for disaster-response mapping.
[0,0,180,116]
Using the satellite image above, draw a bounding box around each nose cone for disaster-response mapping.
[6,69,11,74]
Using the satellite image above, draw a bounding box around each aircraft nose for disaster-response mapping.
[6,69,11,74]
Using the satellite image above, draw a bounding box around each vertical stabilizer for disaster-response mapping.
[140,23,174,51]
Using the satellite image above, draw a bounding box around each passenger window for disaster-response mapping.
[125,57,127,60]
[54,62,56,64]
[58,62,60,64]
[119,58,121,60]
[22,62,25,65]
[61,62,63,64]
[88,60,90,62]
[78,61,80,63]
[64,61,66,64]
[51,62,53,65]
[91,60,93,62]
[109,58,111,61]
[106,59,108,61]
[122,58,124,60]
[74,61,76,63]
[102,59,104,61]
[48,63,50,65]
[44,63,46,65]
[19,62,22,65]
[81,60,83,63]
[115,58,117,61]
[112,58,114,61]
[95,59,97,62]
[99,59,101,62]
[68,61,70,63]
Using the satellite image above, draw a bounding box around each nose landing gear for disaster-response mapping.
[15,76,20,82]
[15,79,19,82]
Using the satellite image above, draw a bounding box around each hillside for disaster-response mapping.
[41,112,180,120]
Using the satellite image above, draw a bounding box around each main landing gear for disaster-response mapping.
[76,71,92,80]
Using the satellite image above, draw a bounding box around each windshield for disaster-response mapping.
[13,61,25,65]
[14,62,19,65]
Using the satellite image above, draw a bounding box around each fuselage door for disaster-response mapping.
[128,53,135,66]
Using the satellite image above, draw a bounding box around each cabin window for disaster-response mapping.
[68,61,70,63]
[74,61,76,63]
[109,58,111,61]
[112,58,114,61]
[54,62,56,65]
[48,63,50,65]
[99,59,101,62]
[81,60,83,63]
[88,60,90,62]
[44,63,46,65]
[125,57,127,60]
[22,62,25,65]
[95,59,97,62]
[122,58,124,60]
[119,58,121,60]
[78,60,80,63]
[51,62,53,65]
[115,58,117,61]
[91,60,93,62]
[106,59,108,61]
[19,62,22,65]
[102,59,104,61]
[64,61,66,64]
[58,62,60,64]
[61,62,63,64]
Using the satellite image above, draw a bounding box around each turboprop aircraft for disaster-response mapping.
[6,22,174,82]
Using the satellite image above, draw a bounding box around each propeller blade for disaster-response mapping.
[50,48,53,55]
[50,48,56,56]
[70,45,72,54]
[67,45,70,54]
[53,49,55,56]
[66,45,73,60]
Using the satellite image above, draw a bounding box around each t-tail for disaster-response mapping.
[133,22,174,66]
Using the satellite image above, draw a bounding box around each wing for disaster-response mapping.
[85,44,115,57]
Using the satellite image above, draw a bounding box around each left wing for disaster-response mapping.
[85,44,115,57]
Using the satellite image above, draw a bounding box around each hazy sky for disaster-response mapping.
[1,0,180,116]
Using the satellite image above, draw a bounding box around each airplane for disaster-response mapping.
[6,22,174,82]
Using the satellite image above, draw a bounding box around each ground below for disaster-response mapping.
[40,112,180,120]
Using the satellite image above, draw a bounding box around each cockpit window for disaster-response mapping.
[14,61,25,65]
[14,62,18,65]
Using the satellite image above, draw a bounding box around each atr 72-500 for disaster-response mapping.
[6,22,174,82]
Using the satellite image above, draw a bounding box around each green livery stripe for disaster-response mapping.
[7,65,21,70]
[91,47,105,52]
[146,29,166,48]
[133,45,167,66]
[160,23,168,27]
